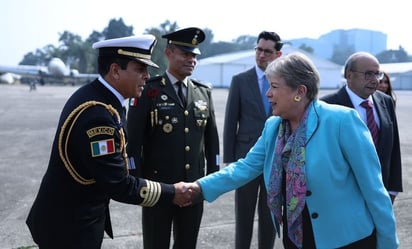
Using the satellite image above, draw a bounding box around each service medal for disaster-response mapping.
[163,123,173,133]
[196,120,203,127]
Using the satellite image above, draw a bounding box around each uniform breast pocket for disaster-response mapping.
[193,108,209,130]
[156,108,178,134]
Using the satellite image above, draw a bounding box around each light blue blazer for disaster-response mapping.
[198,99,398,249]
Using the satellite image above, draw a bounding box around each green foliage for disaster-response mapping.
[299,43,314,54]
[19,18,258,74]
[102,18,134,39]
[376,48,409,63]
[144,20,180,75]
[330,45,356,65]
[20,18,134,73]
[19,18,411,74]
[19,51,43,66]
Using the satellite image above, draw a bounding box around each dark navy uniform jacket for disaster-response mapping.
[26,79,175,248]
[127,75,220,184]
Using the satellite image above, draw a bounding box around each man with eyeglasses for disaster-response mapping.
[322,51,402,204]
[223,31,282,249]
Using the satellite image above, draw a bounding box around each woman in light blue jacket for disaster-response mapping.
[190,52,398,249]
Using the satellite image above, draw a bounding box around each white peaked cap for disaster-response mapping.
[92,34,159,68]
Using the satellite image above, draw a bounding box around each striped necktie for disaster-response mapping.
[360,100,379,147]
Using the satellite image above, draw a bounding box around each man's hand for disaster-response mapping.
[173,182,202,207]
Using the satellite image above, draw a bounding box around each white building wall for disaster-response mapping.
[192,46,344,89]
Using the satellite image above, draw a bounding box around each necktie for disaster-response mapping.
[176,81,187,107]
[261,76,270,115]
[122,106,127,117]
[360,100,379,147]
[121,106,127,131]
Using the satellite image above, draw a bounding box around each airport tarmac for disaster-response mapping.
[0,84,410,249]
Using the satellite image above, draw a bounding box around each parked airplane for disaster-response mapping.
[0,72,21,84]
[0,57,98,85]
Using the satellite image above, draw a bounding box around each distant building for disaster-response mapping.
[321,29,387,54]
[288,28,387,60]
[192,44,343,89]
[286,38,334,60]
[380,62,412,90]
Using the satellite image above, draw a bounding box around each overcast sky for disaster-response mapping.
[1,0,410,65]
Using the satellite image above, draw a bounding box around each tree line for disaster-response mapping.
[20,18,411,76]
[19,18,258,76]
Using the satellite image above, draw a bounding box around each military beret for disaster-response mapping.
[92,35,159,68]
[162,27,205,55]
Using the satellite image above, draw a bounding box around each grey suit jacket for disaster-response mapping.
[321,87,403,192]
[223,67,270,163]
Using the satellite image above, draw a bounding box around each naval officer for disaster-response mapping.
[127,27,220,249]
[26,34,193,249]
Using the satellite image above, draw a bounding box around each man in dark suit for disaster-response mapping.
[126,27,220,249]
[25,35,193,249]
[321,51,403,203]
[223,31,283,249]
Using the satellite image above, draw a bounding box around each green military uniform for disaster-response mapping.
[127,74,220,181]
[127,73,220,248]
[127,27,220,249]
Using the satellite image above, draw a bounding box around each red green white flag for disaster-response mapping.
[91,139,115,157]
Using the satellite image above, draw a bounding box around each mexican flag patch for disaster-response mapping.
[91,139,115,157]
[129,98,138,106]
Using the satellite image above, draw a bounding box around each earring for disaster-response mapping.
[294,95,301,102]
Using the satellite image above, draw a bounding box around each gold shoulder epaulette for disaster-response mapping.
[191,79,213,89]
[146,75,163,83]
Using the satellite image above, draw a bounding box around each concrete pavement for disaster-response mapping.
[0,84,410,249]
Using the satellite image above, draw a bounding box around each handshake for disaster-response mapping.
[172,182,203,207]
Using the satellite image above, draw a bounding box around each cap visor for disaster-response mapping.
[136,58,159,68]
[176,45,201,55]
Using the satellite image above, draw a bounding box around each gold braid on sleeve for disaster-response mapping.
[58,101,129,185]
[139,180,162,207]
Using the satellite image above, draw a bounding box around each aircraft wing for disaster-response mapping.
[0,58,99,85]
[0,64,45,84]
[0,64,47,76]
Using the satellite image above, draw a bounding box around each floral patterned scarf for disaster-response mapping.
[267,109,308,248]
